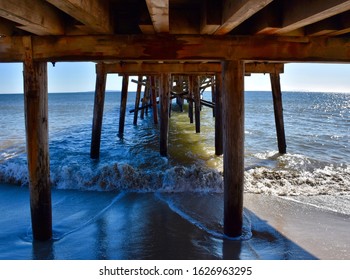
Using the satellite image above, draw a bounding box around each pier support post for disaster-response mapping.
[270,71,287,154]
[188,76,194,124]
[215,73,223,156]
[160,73,170,157]
[23,37,52,241]
[118,75,129,137]
[211,76,216,117]
[91,63,107,159]
[222,60,245,238]
[133,76,143,125]
[194,76,201,133]
[150,76,158,125]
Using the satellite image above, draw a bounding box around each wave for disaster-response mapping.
[1,155,349,198]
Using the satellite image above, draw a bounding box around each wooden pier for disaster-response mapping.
[1,0,350,240]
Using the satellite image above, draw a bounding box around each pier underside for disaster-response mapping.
[1,0,350,240]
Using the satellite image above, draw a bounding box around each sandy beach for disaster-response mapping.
[0,183,349,260]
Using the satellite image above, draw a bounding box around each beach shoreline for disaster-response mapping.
[0,183,349,260]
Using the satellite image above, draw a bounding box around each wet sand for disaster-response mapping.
[0,183,349,260]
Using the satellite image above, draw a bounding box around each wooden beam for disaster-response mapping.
[0,18,15,36]
[103,62,283,75]
[215,0,273,35]
[46,0,113,34]
[200,0,221,34]
[0,0,64,35]
[90,63,106,159]
[1,35,350,63]
[104,62,221,74]
[23,37,52,241]
[222,60,245,238]
[275,0,350,35]
[145,0,169,33]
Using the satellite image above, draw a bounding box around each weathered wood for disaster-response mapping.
[133,76,143,125]
[200,0,221,34]
[215,73,223,156]
[211,76,216,117]
[188,76,194,124]
[192,75,201,133]
[145,0,169,33]
[150,76,158,124]
[46,0,113,34]
[275,0,350,35]
[0,0,64,35]
[118,75,129,137]
[23,37,51,241]
[140,81,150,120]
[222,60,245,237]
[2,35,350,63]
[104,62,221,74]
[215,0,273,35]
[159,73,170,157]
[90,63,106,159]
[270,72,287,154]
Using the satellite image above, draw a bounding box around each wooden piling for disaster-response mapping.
[160,73,170,157]
[23,37,52,241]
[91,63,107,159]
[188,76,194,123]
[211,76,216,117]
[133,76,143,125]
[222,60,245,238]
[193,75,201,133]
[215,73,223,156]
[150,76,158,124]
[118,75,129,137]
[270,72,287,154]
[140,77,150,119]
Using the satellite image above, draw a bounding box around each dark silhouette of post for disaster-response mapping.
[91,63,107,159]
[270,72,287,154]
[118,75,129,137]
[215,73,223,156]
[160,73,170,157]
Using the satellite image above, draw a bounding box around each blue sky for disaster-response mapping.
[0,62,349,94]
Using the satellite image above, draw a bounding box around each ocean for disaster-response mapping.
[0,90,349,259]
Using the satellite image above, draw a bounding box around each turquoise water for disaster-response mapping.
[0,91,349,208]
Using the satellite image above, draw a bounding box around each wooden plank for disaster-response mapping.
[159,73,170,157]
[46,0,113,34]
[270,72,287,154]
[145,0,169,33]
[118,75,129,137]
[2,35,350,63]
[275,0,350,35]
[90,63,106,159]
[222,60,245,237]
[215,73,223,156]
[23,37,52,241]
[215,0,273,35]
[0,0,64,35]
